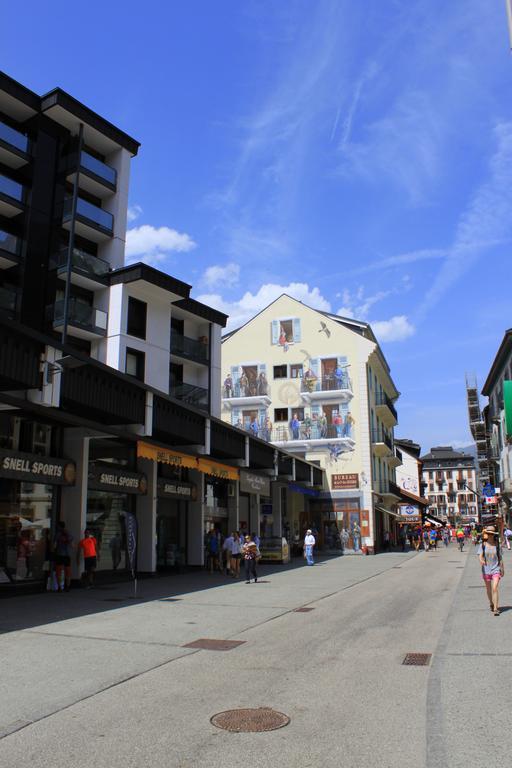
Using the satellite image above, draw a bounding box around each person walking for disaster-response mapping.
[223,532,234,575]
[422,526,430,551]
[503,526,512,551]
[303,528,316,565]
[429,527,438,551]
[442,527,450,548]
[456,527,465,552]
[242,534,258,583]
[230,532,242,578]
[54,521,74,592]
[478,525,504,616]
[77,529,98,589]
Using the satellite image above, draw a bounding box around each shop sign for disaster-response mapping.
[88,465,147,495]
[288,482,319,497]
[240,471,271,496]
[331,473,359,490]
[137,442,197,470]
[397,503,421,523]
[0,449,76,485]
[197,457,239,481]
[157,478,197,500]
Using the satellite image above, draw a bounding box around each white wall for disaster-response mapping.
[98,147,132,270]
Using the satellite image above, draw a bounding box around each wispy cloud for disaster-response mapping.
[202,262,240,289]
[127,204,143,223]
[126,225,196,266]
[372,315,415,343]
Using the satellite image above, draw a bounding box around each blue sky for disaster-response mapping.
[3,0,512,451]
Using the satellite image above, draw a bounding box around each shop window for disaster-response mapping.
[274,408,288,422]
[127,296,147,339]
[290,363,303,378]
[271,318,301,345]
[125,347,145,382]
[273,365,287,379]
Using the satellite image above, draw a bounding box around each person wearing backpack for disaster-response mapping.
[54,521,74,592]
[478,525,504,616]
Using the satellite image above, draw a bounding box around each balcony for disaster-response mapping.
[300,374,353,403]
[170,382,209,411]
[0,285,17,319]
[0,229,21,269]
[52,246,110,290]
[241,421,355,454]
[0,173,24,218]
[63,196,113,242]
[374,392,398,427]
[170,333,209,365]
[0,120,29,169]
[373,479,401,500]
[67,151,117,199]
[371,429,393,457]
[222,379,271,409]
[387,445,403,468]
[51,298,108,340]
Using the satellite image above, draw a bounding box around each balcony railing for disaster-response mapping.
[301,374,352,393]
[374,479,401,497]
[170,382,209,409]
[171,333,208,363]
[224,379,270,398]
[52,298,107,334]
[0,173,24,202]
[234,421,353,442]
[53,246,110,278]
[0,120,28,153]
[0,229,20,256]
[80,151,117,187]
[375,392,398,421]
[64,197,113,234]
[371,430,393,450]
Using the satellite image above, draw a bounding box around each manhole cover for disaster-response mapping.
[211,708,290,732]
[402,653,432,666]
[294,607,315,613]
[182,638,246,651]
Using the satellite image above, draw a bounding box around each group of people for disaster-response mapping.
[205,529,261,583]
[302,366,350,393]
[223,371,269,399]
[46,522,101,591]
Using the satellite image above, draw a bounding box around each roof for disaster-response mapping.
[420,446,475,463]
[395,438,421,457]
[482,329,512,396]
[109,263,191,299]
[173,298,228,328]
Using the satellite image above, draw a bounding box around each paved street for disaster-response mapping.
[1,546,510,768]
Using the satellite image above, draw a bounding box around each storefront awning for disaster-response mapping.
[137,442,240,481]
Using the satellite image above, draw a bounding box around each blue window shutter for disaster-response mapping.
[258,407,266,423]
[258,363,266,374]
[232,408,241,425]
[292,318,301,342]
[341,403,349,416]
[337,356,348,366]
[271,320,279,344]
[311,404,321,416]
[310,358,319,377]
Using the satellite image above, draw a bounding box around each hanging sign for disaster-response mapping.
[240,471,271,496]
[331,473,359,490]
[157,478,197,500]
[88,465,147,494]
[0,449,76,485]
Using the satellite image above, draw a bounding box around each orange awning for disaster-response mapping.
[137,443,197,470]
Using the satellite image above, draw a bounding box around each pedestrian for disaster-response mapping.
[207,529,220,573]
[456,527,465,552]
[340,527,349,554]
[478,526,504,616]
[303,528,316,565]
[422,526,430,551]
[252,531,260,549]
[54,520,74,592]
[242,534,258,583]
[412,527,421,551]
[442,527,450,548]
[503,527,512,551]
[429,527,437,550]
[109,532,122,570]
[230,532,242,578]
[223,531,234,575]
[383,530,390,551]
[77,529,98,589]
[352,522,361,552]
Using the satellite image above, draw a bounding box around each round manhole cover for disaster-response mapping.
[210,708,290,733]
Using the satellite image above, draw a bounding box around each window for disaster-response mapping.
[273,365,287,379]
[290,363,303,378]
[429,483,434,492]
[429,471,434,480]
[127,297,147,339]
[271,318,301,345]
[274,408,288,422]
[125,348,145,381]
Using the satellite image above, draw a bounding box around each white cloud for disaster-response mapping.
[196,282,331,331]
[202,263,240,289]
[126,225,196,266]
[372,315,415,343]
[127,204,143,222]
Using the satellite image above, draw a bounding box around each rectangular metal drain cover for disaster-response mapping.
[182,638,246,651]
[294,607,315,612]
[403,653,432,666]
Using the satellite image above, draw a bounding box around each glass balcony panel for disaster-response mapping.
[55,246,109,277]
[0,174,23,202]
[0,121,28,153]
[53,298,107,330]
[64,197,113,232]
[170,382,208,408]
[0,229,20,256]
[240,422,353,442]
[171,333,209,362]
[0,285,17,313]
[80,151,117,186]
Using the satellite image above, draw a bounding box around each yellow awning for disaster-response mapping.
[197,457,239,481]
[137,443,197,470]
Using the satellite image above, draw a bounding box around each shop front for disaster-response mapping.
[87,438,147,572]
[0,413,76,590]
[156,473,196,570]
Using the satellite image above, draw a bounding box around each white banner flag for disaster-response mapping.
[507,0,512,49]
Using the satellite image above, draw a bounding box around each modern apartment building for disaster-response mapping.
[221,294,403,553]
[420,446,478,524]
[0,73,322,592]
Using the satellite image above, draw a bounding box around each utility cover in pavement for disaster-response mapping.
[210,708,290,732]
[183,638,246,651]
[402,653,432,666]
[294,607,315,612]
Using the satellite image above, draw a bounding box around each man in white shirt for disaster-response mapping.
[223,533,234,575]
[304,529,316,565]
